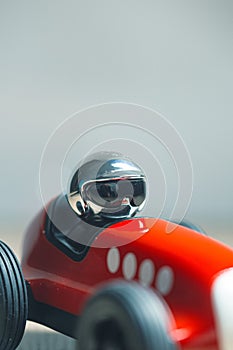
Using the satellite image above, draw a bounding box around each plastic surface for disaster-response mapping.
[21,209,233,350]
[0,241,28,350]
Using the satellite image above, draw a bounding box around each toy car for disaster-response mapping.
[0,152,233,350]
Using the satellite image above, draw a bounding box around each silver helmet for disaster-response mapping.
[67,152,147,219]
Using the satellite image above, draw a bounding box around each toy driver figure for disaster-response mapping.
[45,152,147,260]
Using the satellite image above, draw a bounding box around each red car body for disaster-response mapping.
[22,207,233,350]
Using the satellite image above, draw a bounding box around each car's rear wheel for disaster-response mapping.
[77,281,178,350]
[0,241,28,350]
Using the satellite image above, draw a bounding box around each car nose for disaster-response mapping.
[211,267,233,350]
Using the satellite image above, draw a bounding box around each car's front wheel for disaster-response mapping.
[178,220,206,235]
[77,281,179,350]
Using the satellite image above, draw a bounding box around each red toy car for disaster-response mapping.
[0,152,233,350]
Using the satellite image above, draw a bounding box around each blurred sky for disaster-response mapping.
[0,0,232,234]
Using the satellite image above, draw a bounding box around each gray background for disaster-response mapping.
[0,1,233,347]
[0,1,232,238]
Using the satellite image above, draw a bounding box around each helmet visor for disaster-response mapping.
[83,178,146,210]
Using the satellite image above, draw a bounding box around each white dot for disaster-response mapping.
[107,248,120,273]
[123,253,137,280]
[139,259,155,286]
[156,266,174,296]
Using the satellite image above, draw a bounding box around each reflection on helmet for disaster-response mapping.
[68,152,147,220]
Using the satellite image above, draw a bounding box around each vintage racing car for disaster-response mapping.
[0,152,233,350]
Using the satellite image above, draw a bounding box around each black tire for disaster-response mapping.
[178,220,206,235]
[77,281,179,350]
[0,241,28,350]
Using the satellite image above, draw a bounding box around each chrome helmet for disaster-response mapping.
[67,152,147,220]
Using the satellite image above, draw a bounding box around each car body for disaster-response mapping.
[21,205,233,350]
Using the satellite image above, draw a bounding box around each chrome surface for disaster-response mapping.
[67,152,147,220]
